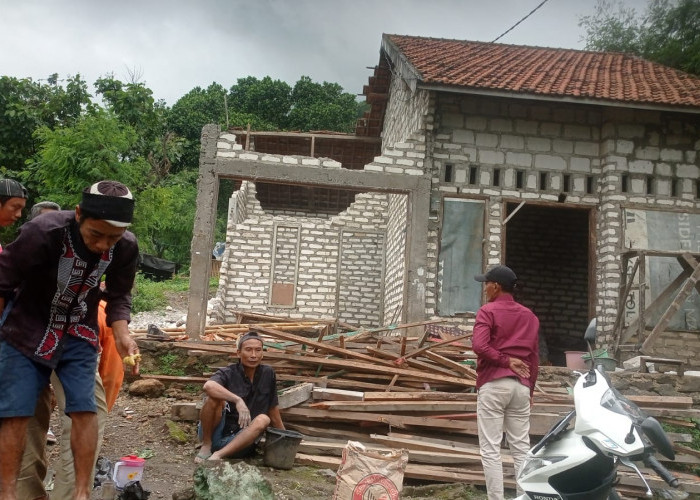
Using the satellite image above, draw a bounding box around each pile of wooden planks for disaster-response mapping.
[143,318,700,497]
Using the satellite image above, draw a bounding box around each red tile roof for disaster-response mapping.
[384,34,700,110]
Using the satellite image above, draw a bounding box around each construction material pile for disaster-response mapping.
[137,313,700,497]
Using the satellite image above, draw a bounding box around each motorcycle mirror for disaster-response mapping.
[583,318,597,345]
[583,318,597,370]
[641,417,676,460]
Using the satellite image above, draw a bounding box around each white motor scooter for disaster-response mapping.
[513,319,684,500]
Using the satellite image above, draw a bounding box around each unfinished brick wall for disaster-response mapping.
[423,92,700,366]
[212,147,391,326]
[383,194,408,324]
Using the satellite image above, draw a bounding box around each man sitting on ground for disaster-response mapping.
[196,331,284,462]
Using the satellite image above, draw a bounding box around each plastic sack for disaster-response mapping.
[332,441,408,500]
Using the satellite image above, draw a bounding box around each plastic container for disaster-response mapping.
[263,428,303,470]
[564,351,587,370]
[112,455,145,488]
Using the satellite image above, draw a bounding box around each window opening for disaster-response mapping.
[516,170,525,189]
[444,164,453,183]
[646,176,654,195]
[468,165,478,185]
[621,174,629,193]
[493,168,501,187]
[563,174,571,193]
[539,172,548,190]
[586,175,595,194]
[269,224,301,307]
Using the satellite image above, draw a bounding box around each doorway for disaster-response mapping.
[504,203,594,366]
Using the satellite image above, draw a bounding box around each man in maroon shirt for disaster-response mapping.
[472,265,539,500]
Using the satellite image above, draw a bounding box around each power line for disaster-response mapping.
[491,0,551,43]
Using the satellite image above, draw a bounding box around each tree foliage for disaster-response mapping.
[26,109,149,207]
[580,0,700,75]
[0,74,92,172]
[0,71,365,268]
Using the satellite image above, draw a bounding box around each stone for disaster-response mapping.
[128,379,165,398]
[171,402,201,422]
[172,488,196,500]
[193,461,273,500]
[165,419,189,444]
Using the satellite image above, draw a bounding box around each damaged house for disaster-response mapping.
[186,34,700,368]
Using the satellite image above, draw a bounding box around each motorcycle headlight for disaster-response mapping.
[519,456,567,477]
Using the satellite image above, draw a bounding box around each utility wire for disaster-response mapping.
[491,0,551,43]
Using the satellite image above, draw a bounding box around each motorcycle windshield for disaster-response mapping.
[600,386,646,422]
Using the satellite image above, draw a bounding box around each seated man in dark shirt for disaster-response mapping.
[196,331,284,462]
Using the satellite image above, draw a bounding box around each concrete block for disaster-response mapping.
[526,137,551,152]
[479,150,504,165]
[475,133,498,148]
[635,147,660,161]
[506,152,532,167]
[465,116,487,131]
[171,402,201,422]
[677,164,699,179]
[453,129,474,143]
[535,154,567,171]
[629,160,653,174]
[570,157,591,172]
[500,134,524,149]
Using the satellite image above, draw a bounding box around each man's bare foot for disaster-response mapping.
[194,447,212,464]
[208,452,223,461]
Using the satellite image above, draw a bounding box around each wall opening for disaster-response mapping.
[504,203,592,366]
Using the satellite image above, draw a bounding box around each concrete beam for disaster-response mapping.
[186,124,431,338]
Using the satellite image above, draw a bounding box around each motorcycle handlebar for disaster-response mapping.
[644,455,679,488]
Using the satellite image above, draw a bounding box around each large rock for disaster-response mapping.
[193,461,273,500]
[128,378,165,398]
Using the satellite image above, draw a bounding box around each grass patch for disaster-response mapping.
[131,273,218,314]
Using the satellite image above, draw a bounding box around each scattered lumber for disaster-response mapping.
[158,310,700,496]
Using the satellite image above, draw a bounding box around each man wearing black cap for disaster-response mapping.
[473,265,539,500]
[0,180,140,500]
[195,331,284,463]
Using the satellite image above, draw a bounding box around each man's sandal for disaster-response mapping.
[194,451,212,464]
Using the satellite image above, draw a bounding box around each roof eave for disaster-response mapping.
[418,83,700,115]
[381,35,422,92]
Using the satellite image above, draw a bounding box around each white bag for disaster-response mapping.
[332,440,409,500]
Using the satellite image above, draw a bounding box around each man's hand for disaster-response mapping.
[112,319,140,375]
[235,400,251,428]
[509,357,530,379]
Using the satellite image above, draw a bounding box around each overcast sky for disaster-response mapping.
[0,0,649,105]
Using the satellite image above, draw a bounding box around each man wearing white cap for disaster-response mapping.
[0,180,140,500]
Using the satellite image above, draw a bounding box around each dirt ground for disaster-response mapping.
[45,386,488,500]
[42,289,490,499]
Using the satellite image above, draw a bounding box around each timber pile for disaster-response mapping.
[141,318,700,497]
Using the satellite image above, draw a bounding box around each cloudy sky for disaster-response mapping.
[0,0,649,105]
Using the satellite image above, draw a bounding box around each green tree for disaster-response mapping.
[579,0,700,75]
[27,109,150,208]
[0,74,92,172]
[130,170,198,264]
[287,76,359,132]
[229,76,291,127]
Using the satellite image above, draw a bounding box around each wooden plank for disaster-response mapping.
[364,392,477,401]
[422,350,478,379]
[141,374,208,383]
[312,388,364,401]
[278,374,416,392]
[298,439,483,466]
[365,346,460,377]
[641,256,700,353]
[267,352,476,389]
[252,326,398,367]
[309,400,477,413]
[281,407,562,436]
